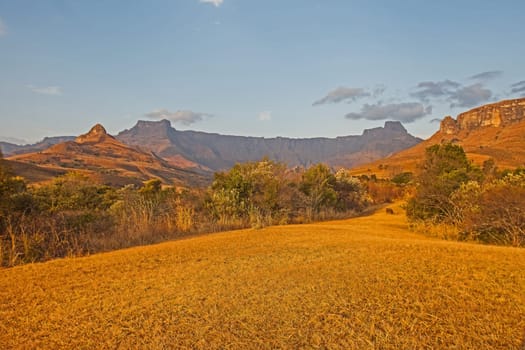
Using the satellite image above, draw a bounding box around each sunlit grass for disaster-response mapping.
[1,204,524,349]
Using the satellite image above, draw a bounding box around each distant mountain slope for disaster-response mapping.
[117,120,422,171]
[0,136,75,156]
[7,124,210,187]
[350,98,525,177]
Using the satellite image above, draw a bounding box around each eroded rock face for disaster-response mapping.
[440,116,459,135]
[440,98,525,134]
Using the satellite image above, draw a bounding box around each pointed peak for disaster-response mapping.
[86,124,108,136]
[76,123,111,143]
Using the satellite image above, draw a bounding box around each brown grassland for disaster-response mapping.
[1,204,524,349]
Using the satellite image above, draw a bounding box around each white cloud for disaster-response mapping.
[145,109,212,125]
[199,0,224,7]
[0,18,6,37]
[27,85,63,96]
[258,111,272,121]
[313,87,370,106]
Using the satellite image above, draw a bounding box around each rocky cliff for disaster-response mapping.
[440,98,525,134]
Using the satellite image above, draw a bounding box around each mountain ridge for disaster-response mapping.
[116,120,422,171]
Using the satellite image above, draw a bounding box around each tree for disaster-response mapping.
[334,168,366,211]
[300,164,337,216]
[406,144,481,222]
[451,173,525,246]
[208,159,288,226]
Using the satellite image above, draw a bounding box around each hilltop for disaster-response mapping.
[7,124,209,187]
[351,98,525,177]
[1,205,523,349]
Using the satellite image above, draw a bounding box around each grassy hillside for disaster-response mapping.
[1,205,524,349]
[349,119,525,179]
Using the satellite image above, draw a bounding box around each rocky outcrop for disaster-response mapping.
[440,116,459,135]
[76,124,112,144]
[440,98,525,134]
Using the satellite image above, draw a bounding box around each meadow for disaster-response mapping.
[1,204,524,349]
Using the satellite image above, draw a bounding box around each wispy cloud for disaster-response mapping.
[510,80,525,95]
[411,80,460,102]
[412,79,493,108]
[448,83,492,108]
[372,85,386,98]
[258,111,272,121]
[345,102,432,123]
[469,70,503,81]
[27,85,63,96]
[313,87,370,106]
[199,0,224,7]
[145,109,212,125]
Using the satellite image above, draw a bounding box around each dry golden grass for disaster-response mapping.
[1,204,524,349]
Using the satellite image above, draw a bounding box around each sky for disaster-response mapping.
[1,0,525,144]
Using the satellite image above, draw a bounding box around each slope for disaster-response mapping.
[7,124,210,187]
[0,136,75,157]
[350,98,525,177]
[1,205,524,349]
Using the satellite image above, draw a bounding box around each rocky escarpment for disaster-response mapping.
[440,98,525,134]
[117,120,422,170]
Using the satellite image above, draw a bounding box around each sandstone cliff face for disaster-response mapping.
[440,98,525,134]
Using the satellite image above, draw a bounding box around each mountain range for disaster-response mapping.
[2,120,421,186]
[3,97,525,186]
[115,120,421,171]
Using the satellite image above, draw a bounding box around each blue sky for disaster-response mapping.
[1,0,524,143]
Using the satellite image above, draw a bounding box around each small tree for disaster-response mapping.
[300,164,337,217]
[406,144,482,222]
[334,168,366,211]
[208,159,288,227]
[452,173,525,246]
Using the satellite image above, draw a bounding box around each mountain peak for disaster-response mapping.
[384,121,407,133]
[76,123,111,144]
[119,119,174,140]
[135,119,172,129]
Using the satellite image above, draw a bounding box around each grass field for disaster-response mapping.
[1,204,524,349]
